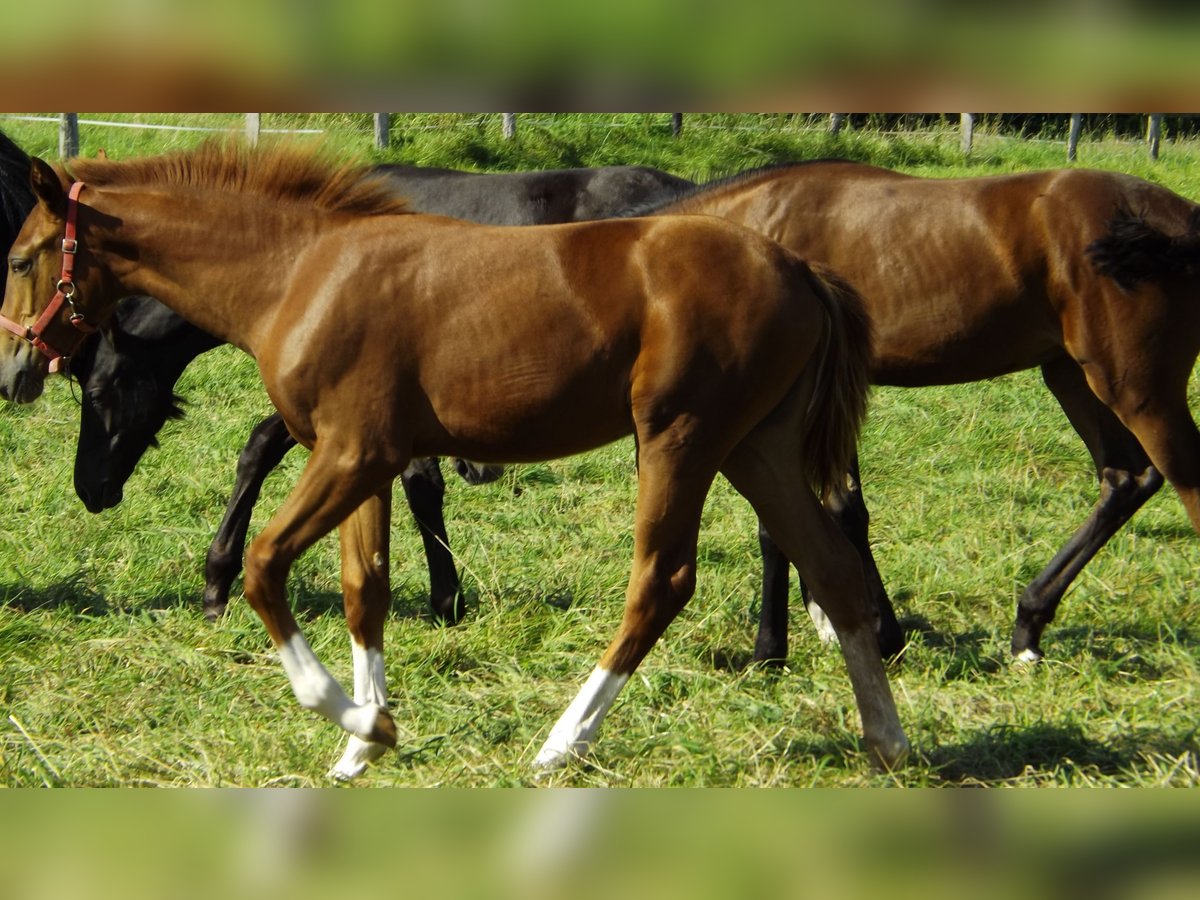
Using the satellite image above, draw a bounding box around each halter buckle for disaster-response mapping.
[61,237,78,254]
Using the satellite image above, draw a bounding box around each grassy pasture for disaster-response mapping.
[0,114,1197,787]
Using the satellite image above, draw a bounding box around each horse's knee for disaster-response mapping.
[242,543,288,602]
[1099,463,1163,505]
[630,557,697,630]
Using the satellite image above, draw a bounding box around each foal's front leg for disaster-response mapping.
[331,488,395,780]
[242,447,398,755]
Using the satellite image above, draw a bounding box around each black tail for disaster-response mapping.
[1087,205,1200,291]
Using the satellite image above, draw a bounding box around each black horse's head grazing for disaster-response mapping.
[71,296,221,512]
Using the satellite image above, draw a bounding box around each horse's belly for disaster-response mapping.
[872,316,1062,386]
[416,366,633,463]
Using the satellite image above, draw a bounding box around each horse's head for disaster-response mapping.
[0,159,118,404]
[70,296,212,513]
[453,458,505,485]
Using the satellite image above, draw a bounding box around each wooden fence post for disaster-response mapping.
[59,114,79,159]
[830,113,846,136]
[960,113,974,155]
[1067,113,1082,162]
[502,114,517,140]
[1147,114,1163,160]
[245,113,261,146]
[374,114,391,150]
[671,114,683,137]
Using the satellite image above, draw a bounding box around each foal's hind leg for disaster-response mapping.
[1012,359,1163,661]
[724,438,908,770]
[331,488,395,780]
[756,455,903,662]
[243,447,398,750]
[534,440,714,771]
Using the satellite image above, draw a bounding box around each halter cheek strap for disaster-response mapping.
[0,181,96,374]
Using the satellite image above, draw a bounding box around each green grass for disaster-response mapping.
[0,114,1197,786]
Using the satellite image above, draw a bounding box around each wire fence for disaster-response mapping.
[0,112,1180,162]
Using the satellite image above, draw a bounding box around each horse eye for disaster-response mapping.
[9,258,30,275]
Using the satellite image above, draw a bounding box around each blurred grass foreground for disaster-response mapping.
[2,2,1200,108]
[2,791,1198,900]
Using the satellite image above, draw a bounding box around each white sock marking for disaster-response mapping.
[805,598,840,644]
[534,666,629,771]
[329,640,390,780]
[276,632,381,741]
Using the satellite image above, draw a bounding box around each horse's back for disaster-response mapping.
[372,163,690,225]
[703,163,1192,385]
[278,214,825,463]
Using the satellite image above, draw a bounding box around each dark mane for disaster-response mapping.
[67,140,412,217]
[0,129,35,246]
[620,158,862,218]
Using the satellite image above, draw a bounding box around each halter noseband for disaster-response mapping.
[0,181,97,374]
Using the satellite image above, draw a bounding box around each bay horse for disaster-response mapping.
[631,160,1200,663]
[68,162,692,621]
[0,143,907,778]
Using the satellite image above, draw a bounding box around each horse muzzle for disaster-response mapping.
[0,343,47,404]
[453,458,506,485]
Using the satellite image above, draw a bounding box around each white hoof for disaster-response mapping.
[1013,648,1043,666]
[533,736,587,773]
[329,736,388,781]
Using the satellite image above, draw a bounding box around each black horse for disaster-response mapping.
[66,158,694,621]
[0,130,35,245]
[369,164,692,224]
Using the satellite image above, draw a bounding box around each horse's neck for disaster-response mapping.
[662,179,775,224]
[97,193,314,356]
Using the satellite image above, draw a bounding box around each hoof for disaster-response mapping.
[532,745,579,774]
[429,593,467,626]
[752,639,788,665]
[329,736,389,781]
[876,626,906,662]
[533,732,591,773]
[752,655,789,670]
[1012,647,1044,666]
[366,706,398,748]
[869,735,911,772]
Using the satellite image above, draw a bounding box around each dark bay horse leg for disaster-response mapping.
[1081,351,1200,534]
[203,413,297,620]
[399,457,465,625]
[754,455,903,663]
[754,518,791,662]
[1012,358,1163,661]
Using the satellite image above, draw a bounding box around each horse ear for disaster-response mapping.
[29,157,68,210]
[96,148,108,160]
